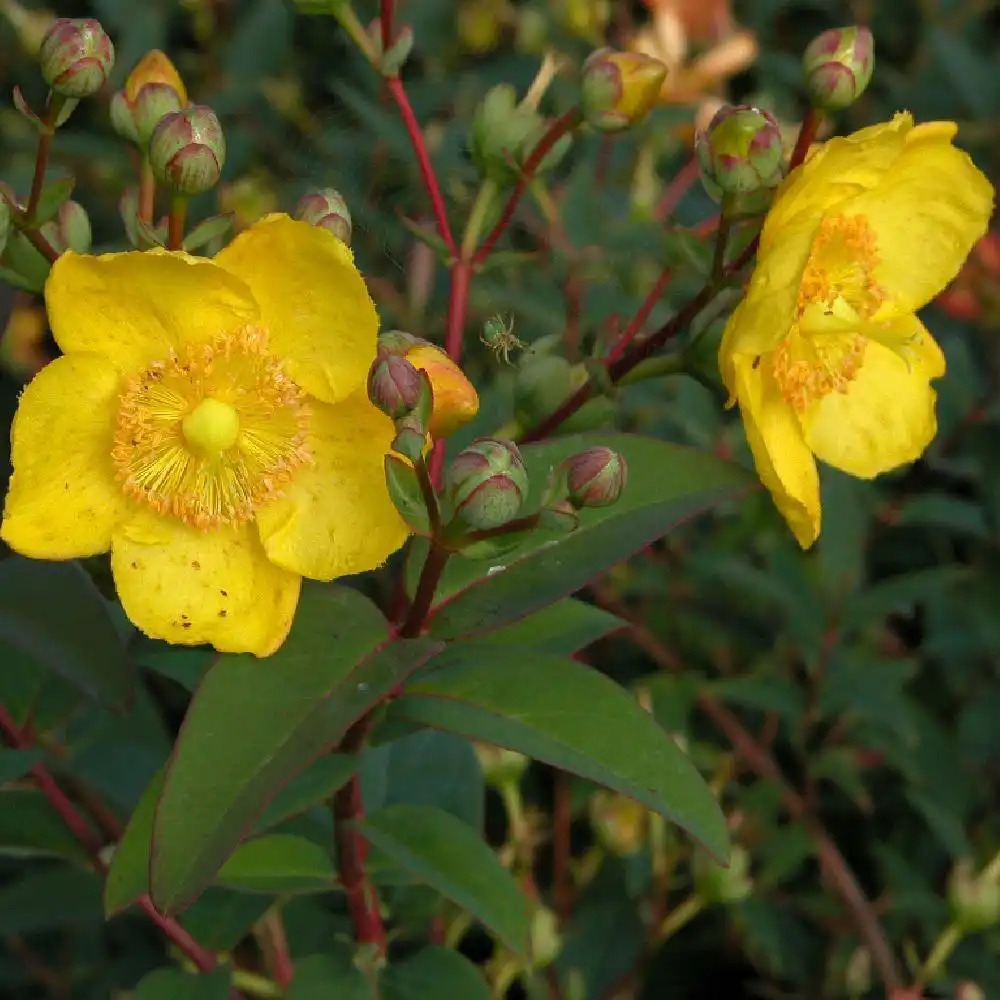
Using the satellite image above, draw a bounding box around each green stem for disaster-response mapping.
[231,970,282,999]
[460,179,498,260]
[167,196,187,250]
[657,895,705,941]
[334,2,379,65]
[413,454,441,536]
[616,352,685,386]
[912,923,963,991]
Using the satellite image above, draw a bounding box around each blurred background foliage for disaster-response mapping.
[1,0,1000,998]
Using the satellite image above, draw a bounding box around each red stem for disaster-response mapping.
[444,256,472,362]
[0,703,242,995]
[167,198,187,251]
[552,770,573,921]
[605,266,672,364]
[385,76,456,256]
[26,128,54,222]
[789,107,821,173]
[653,156,701,222]
[400,541,450,637]
[380,0,395,50]
[138,159,156,226]
[333,723,386,953]
[472,109,581,267]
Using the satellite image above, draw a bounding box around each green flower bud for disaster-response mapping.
[948,859,1000,933]
[696,104,784,198]
[132,81,185,148]
[590,790,647,856]
[52,200,91,253]
[580,48,667,134]
[109,89,139,143]
[447,437,528,530]
[844,947,872,998]
[803,26,874,111]
[39,18,114,99]
[475,743,530,787]
[367,351,424,420]
[956,982,986,1000]
[694,845,753,904]
[148,105,226,195]
[0,198,10,258]
[531,907,562,968]
[515,8,548,54]
[563,446,627,508]
[294,188,352,244]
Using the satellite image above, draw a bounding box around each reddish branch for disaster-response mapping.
[0,703,240,994]
[593,589,904,994]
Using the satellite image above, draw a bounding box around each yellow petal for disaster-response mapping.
[801,334,940,479]
[846,133,994,314]
[46,250,259,375]
[405,343,480,437]
[733,355,821,548]
[111,509,300,657]
[1,355,129,559]
[214,214,378,404]
[763,113,912,246]
[256,390,409,581]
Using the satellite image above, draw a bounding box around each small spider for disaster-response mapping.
[480,314,528,364]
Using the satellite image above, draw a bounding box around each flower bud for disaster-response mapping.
[133,82,186,147]
[367,352,424,420]
[112,51,188,146]
[531,907,562,968]
[447,438,528,530]
[802,26,874,111]
[590,790,647,856]
[580,49,667,133]
[126,49,187,105]
[844,947,872,998]
[39,18,114,99]
[475,743,529,787]
[294,188,352,244]
[149,105,226,195]
[948,859,1000,933]
[693,845,753,904]
[563,447,627,509]
[956,982,986,1000]
[50,200,92,253]
[696,104,784,197]
[404,342,479,438]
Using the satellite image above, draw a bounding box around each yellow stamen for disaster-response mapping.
[771,214,883,411]
[112,325,311,530]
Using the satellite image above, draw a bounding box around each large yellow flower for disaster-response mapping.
[1,214,409,656]
[719,112,994,548]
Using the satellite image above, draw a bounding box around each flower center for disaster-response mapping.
[770,214,883,411]
[112,325,311,530]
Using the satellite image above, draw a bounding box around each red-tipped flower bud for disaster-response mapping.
[696,104,784,197]
[803,26,874,111]
[564,446,627,508]
[132,82,186,147]
[39,18,114,98]
[294,188,352,244]
[580,48,666,133]
[404,342,479,438]
[149,105,226,195]
[447,438,528,530]
[367,352,424,420]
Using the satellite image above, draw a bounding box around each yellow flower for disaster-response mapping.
[403,342,480,438]
[720,113,994,548]
[1,214,409,656]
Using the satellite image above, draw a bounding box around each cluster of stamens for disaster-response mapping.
[112,325,311,529]
[770,214,884,411]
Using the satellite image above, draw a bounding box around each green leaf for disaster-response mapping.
[385,455,432,535]
[422,433,752,638]
[30,176,74,225]
[256,754,357,831]
[151,584,441,913]
[390,643,727,858]
[133,967,231,1000]
[288,949,370,1000]
[183,213,235,252]
[357,803,530,955]
[179,888,273,951]
[483,598,624,654]
[381,947,490,1000]
[0,789,89,862]
[216,834,338,894]
[0,748,42,783]
[0,556,132,710]
[104,769,163,916]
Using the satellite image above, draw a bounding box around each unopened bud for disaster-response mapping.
[475,744,529,787]
[113,51,188,146]
[694,845,753,904]
[590,790,647,856]
[367,352,424,420]
[844,947,872,998]
[404,342,479,438]
[294,188,352,244]
[803,26,874,111]
[948,859,1000,933]
[955,982,986,1000]
[696,105,784,197]
[447,438,528,530]
[51,200,92,253]
[149,105,226,195]
[125,49,187,105]
[580,49,667,133]
[563,447,627,509]
[39,18,114,99]
[531,907,562,968]
[132,82,185,147]
[378,329,421,355]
